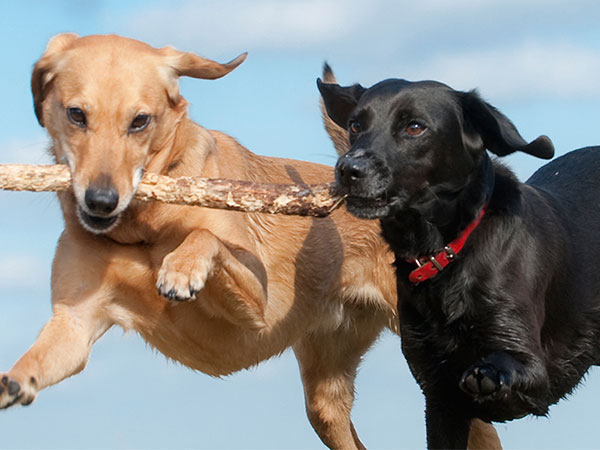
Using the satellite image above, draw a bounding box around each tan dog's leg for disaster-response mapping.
[468,419,502,449]
[0,303,111,409]
[157,228,267,328]
[0,232,112,409]
[294,310,385,450]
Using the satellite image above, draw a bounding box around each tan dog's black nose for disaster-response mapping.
[85,174,119,215]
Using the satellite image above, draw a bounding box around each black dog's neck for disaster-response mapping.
[381,153,495,260]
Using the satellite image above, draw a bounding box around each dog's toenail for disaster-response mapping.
[7,380,20,396]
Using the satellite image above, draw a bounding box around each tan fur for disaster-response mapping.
[320,64,351,157]
[468,419,503,449]
[0,34,500,449]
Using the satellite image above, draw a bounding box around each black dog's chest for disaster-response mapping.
[398,281,482,390]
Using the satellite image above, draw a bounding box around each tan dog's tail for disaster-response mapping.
[320,63,350,156]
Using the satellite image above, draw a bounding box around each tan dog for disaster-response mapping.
[0,34,499,449]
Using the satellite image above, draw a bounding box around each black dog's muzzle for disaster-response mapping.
[335,150,395,219]
[336,150,391,195]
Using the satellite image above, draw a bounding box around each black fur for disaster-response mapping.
[319,76,600,449]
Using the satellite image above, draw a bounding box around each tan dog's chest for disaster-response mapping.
[54,197,356,376]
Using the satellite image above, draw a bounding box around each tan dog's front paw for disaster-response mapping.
[157,244,217,302]
[0,374,37,409]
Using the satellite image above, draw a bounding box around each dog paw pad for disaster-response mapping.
[6,380,20,396]
[460,364,511,400]
[0,374,31,409]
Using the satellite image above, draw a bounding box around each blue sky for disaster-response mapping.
[1,1,600,449]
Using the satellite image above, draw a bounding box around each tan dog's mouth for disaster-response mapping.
[77,206,121,234]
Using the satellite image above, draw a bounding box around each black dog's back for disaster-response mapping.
[527,146,600,374]
[527,146,600,308]
[528,146,600,208]
[523,147,600,398]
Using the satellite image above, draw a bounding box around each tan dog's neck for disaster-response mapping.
[146,113,217,178]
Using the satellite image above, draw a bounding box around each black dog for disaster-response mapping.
[319,73,600,449]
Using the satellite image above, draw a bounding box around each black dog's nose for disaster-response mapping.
[85,174,119,215]
[336,154,369,187]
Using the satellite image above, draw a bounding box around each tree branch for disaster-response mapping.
[0,164,346,217]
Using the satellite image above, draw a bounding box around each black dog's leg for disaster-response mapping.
[425,398,470,449]
[460,351,549,414]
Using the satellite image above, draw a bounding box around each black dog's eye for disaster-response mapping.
[67,107,87,128]
[130,114,151,133]
[348,119,362,135]
[406,121,426,136]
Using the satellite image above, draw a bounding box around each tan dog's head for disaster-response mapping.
[32,33,246,233]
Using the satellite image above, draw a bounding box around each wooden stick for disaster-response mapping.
[0,164,345,217]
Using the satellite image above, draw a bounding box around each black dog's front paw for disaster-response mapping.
[459,363,511,401]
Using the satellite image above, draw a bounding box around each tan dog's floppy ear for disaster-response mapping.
[160,47,247,105]
[31,33,79,126]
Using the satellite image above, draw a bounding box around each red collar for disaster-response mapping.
[408,206,487,284]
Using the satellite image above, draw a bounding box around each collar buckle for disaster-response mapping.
[407,206,487,285]
[444,245,456,261]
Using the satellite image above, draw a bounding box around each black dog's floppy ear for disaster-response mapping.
[317,78,366,129]
[460,90,554,160]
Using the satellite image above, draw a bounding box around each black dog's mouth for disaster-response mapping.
[345,195,391,219]
[77,207,120,234]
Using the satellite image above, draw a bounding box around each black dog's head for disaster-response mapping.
[318,77,554,220]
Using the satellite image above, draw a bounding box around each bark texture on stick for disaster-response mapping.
[0,164,345,217]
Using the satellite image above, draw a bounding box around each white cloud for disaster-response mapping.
[397,41,600,101]
[122,0,363,55]
[119,0,599,54]
[118,0,600,102]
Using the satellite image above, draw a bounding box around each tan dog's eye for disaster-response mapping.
[67,107,87,128]
[130,114,151,133]
[406,121,426,136]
